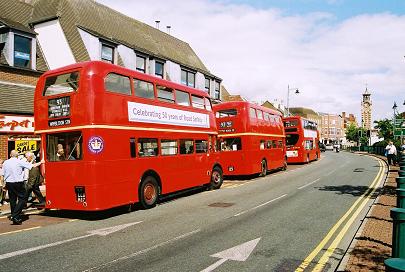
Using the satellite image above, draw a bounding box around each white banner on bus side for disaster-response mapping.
[128,102,210,128]
[303,129,317,138]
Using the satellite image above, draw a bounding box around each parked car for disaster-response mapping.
[325,144,334,151]
[319,143,326,152]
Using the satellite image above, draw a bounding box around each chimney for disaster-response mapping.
[155,20,160,30]
[166,25,171,35]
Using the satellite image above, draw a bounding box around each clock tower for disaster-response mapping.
[361,88,372,130]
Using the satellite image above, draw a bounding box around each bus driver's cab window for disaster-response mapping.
[47,132,82,161]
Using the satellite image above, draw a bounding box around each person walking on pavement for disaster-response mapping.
[24,152,46,207]
[3,150,44,225]
[385,141,397,166]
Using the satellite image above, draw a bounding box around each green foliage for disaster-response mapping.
[374,118,394,140]
[345,123,358,142]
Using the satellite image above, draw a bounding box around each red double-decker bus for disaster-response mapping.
[213,101,286,177]
[34,61,223,211]
[283,116,320,163]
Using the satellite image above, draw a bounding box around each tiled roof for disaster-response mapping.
[0,0,48,71]
[289,107,320,119]
[30,0,213,75]
[0,17,36,34]
[0,82,35,114]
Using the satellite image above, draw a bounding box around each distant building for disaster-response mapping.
[0,0,222,160]
[261,101,283,115]
[341,112,357,128]
[361,88,372,130]
[319,113,345,144]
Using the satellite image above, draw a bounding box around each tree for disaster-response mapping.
[345,123,358,142]
[373,118,393,140]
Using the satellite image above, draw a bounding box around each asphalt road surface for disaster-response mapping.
[0,151,387,272]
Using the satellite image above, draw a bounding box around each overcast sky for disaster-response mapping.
[98,0,405,123]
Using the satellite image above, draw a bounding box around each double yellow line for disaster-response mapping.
[295,158,386,272]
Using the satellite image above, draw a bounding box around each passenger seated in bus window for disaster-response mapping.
[56,144,65,161]
[187,146,194,154]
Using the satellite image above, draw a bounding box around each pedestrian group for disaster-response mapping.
[1,150,44,225]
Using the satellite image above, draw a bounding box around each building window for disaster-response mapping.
[136,55,146,73]
[181,69,195,87]
[14,34,31,68]
[205,77,210,93]
[214,81,220,100]
[155,61,164,78]
[101,44,114,63]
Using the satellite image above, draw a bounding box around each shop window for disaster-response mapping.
[46,132,82,161]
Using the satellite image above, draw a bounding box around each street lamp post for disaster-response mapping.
[393,102,398,140]
[286,85,299,117]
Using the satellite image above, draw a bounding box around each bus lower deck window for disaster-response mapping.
[47,132,82,161]
[138,138,158,157]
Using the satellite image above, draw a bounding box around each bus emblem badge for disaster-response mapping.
[88,136,104,154]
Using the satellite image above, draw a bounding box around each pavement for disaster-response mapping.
[339,153,398,271]
[0,185,46,217]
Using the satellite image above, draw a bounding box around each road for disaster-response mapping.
[0,151,386,272]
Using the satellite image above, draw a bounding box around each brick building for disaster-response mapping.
[0,0,221,160]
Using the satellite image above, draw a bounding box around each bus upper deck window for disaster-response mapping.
[105,73,131,95]
[43,71,79,96]
[134,79,154,99]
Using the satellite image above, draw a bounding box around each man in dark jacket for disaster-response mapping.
[24,152,45,206]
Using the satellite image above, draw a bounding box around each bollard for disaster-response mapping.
[398,189,405,208]
[391,208,405,258]
[385,258,405,271]
[398,177,405,190]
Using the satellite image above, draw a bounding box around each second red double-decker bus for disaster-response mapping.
[213,101,286,177]
[283,116,320,163]
[34,61,223,211]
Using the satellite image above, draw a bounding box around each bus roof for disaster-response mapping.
[38,61,211,98]
[213,101,282,116]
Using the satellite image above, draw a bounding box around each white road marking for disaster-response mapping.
[297,178,321,190]
[84,229,201,271]
[234,194,287,217]
[0,221,142,260]
[200,237,261,272]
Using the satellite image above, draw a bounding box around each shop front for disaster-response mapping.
[0,114,40,160]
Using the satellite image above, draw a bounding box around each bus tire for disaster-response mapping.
[210,167,223,190]
[259,160,267,177]
[139,176,159,209]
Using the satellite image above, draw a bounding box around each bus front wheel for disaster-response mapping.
[139,176,159,209]
[259,160,267,177]
[210,167,223,190]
